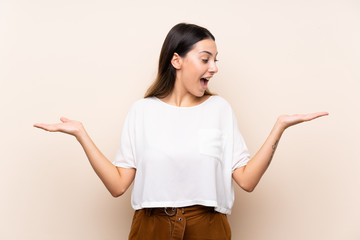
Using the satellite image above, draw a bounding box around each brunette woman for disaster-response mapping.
[34,23,328,240]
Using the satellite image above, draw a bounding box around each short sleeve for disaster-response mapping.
[112,104,136,169]
[232,111,251,172]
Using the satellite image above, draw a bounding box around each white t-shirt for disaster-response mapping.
[112,95,250,214]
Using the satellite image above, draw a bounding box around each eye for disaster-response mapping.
[202,59,209,63]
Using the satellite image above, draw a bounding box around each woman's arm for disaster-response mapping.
[232,112,328,192]
[34,117,135,197]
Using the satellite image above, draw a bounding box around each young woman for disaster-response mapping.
[34,23,328,240]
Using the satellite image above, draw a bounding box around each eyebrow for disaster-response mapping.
[199,50,218,56]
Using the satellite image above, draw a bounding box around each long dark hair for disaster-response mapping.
[144,23,216,98]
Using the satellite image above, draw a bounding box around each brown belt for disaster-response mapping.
[144,205,215,217]
[143,205,216,240]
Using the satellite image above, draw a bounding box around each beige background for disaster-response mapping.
[1,0,359,239]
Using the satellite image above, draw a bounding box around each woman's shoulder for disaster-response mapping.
[211,94,228,103]
[209,95,232,109]
[130,97,156,108]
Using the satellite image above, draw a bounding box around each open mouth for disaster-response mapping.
[200,78,209,89]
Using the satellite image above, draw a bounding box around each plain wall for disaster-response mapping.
[1,0,359,239]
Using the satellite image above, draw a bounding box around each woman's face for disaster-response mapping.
[175,39,218,97]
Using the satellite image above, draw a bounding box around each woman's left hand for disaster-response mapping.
[233,111,329,192]
[277,112,329,130]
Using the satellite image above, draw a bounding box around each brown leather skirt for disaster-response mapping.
[128,205,231,240]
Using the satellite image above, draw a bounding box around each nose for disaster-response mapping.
[209,60,218,74]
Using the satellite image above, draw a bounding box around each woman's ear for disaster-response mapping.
[171,53,182,70]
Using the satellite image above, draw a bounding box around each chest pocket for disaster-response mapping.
[198,128,225,160]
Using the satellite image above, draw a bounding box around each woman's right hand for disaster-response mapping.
[33,117,85,138]
[34,116,135,197]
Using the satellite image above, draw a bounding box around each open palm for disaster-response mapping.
[278,112,329,129]
[33,117,84,137]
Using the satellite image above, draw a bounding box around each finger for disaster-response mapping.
[60,117,70,123]
[311,112,329,116]
[33,123,59,132]
[33,123,46,129]
[304,112,329,121]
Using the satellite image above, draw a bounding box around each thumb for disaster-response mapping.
[60,117,70,123]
